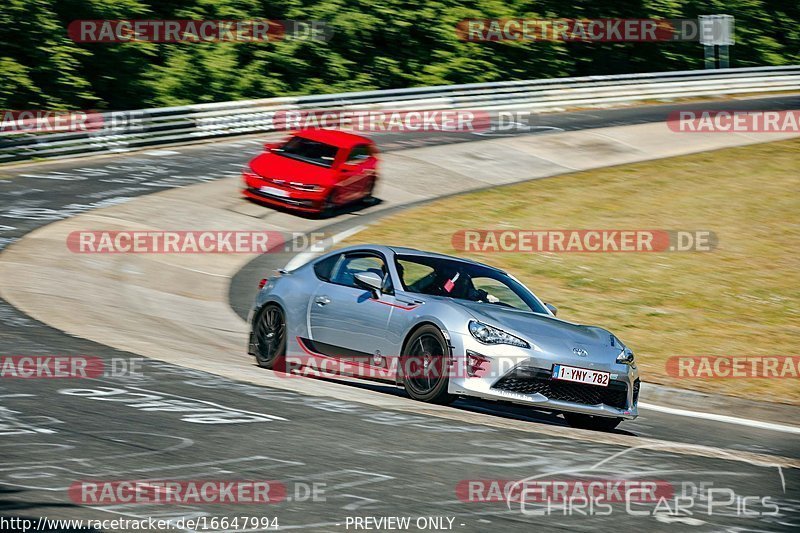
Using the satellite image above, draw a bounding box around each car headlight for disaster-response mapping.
[611,334,635,365]
[616,349,635,365]
[468,321,530,348]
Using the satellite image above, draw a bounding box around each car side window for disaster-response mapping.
[346,144,371,164]
[396,259,435,291]
[330,253,391,291]
[313,253,342,282]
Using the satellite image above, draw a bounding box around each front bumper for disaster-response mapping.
[242,172,327,213]
[447,332,639,419]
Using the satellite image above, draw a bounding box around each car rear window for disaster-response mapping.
[313,254,341,281]
[275,136,339,167]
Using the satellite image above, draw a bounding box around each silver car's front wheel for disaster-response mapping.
[254,304,286,370]
[401,325,455,405]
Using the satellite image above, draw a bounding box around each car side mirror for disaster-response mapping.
[545,303,557,316]
[354,272,383,296]
[340,163,358,172]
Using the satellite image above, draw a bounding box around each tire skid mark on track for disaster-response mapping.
[386,400,800,469]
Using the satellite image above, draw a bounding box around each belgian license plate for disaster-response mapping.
[260,185,288,198]
[552,364,610,387]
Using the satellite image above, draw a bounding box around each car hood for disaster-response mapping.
[249,152,334,186]
[456,300,621,360]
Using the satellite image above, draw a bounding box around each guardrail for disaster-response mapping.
[1,65,798,164]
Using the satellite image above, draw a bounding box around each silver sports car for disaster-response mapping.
[248,245,640,430]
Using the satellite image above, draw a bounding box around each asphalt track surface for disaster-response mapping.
[1,96,799,532]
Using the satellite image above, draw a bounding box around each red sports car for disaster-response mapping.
[242,129,379,215]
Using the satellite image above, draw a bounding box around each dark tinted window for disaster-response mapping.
[346,144,371,163]
[276,136,339,167]
[395,254,546,313]
[331,254,387,288]
[313,254,341,281]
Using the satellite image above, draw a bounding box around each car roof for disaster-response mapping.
[306,244,505,274]
[293,128,373,149]
[388,245,504,272]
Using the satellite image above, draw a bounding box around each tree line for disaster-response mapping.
[1,0,797,110]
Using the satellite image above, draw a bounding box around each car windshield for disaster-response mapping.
[274,136,339,167]
[395,254,547,314]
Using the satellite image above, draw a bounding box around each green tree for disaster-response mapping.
[0,0,96,108]
[0,0,797,110]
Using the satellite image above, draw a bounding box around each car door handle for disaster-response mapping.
[314,295,331,306]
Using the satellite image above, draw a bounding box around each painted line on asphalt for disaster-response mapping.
[638,402,800,435]
[143,149,181,156]
[168,265,231,278]
[20,173,78,181]
[397,401,800,468]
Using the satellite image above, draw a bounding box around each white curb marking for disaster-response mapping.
[639,401,800,434]
[284,224,367,271]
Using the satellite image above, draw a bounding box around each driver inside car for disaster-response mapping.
[444,271,500,304]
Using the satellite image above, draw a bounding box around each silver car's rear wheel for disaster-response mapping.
[401,325,455,405]
[254,304,286,369]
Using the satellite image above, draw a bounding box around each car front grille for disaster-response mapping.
[492,368,629,409]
